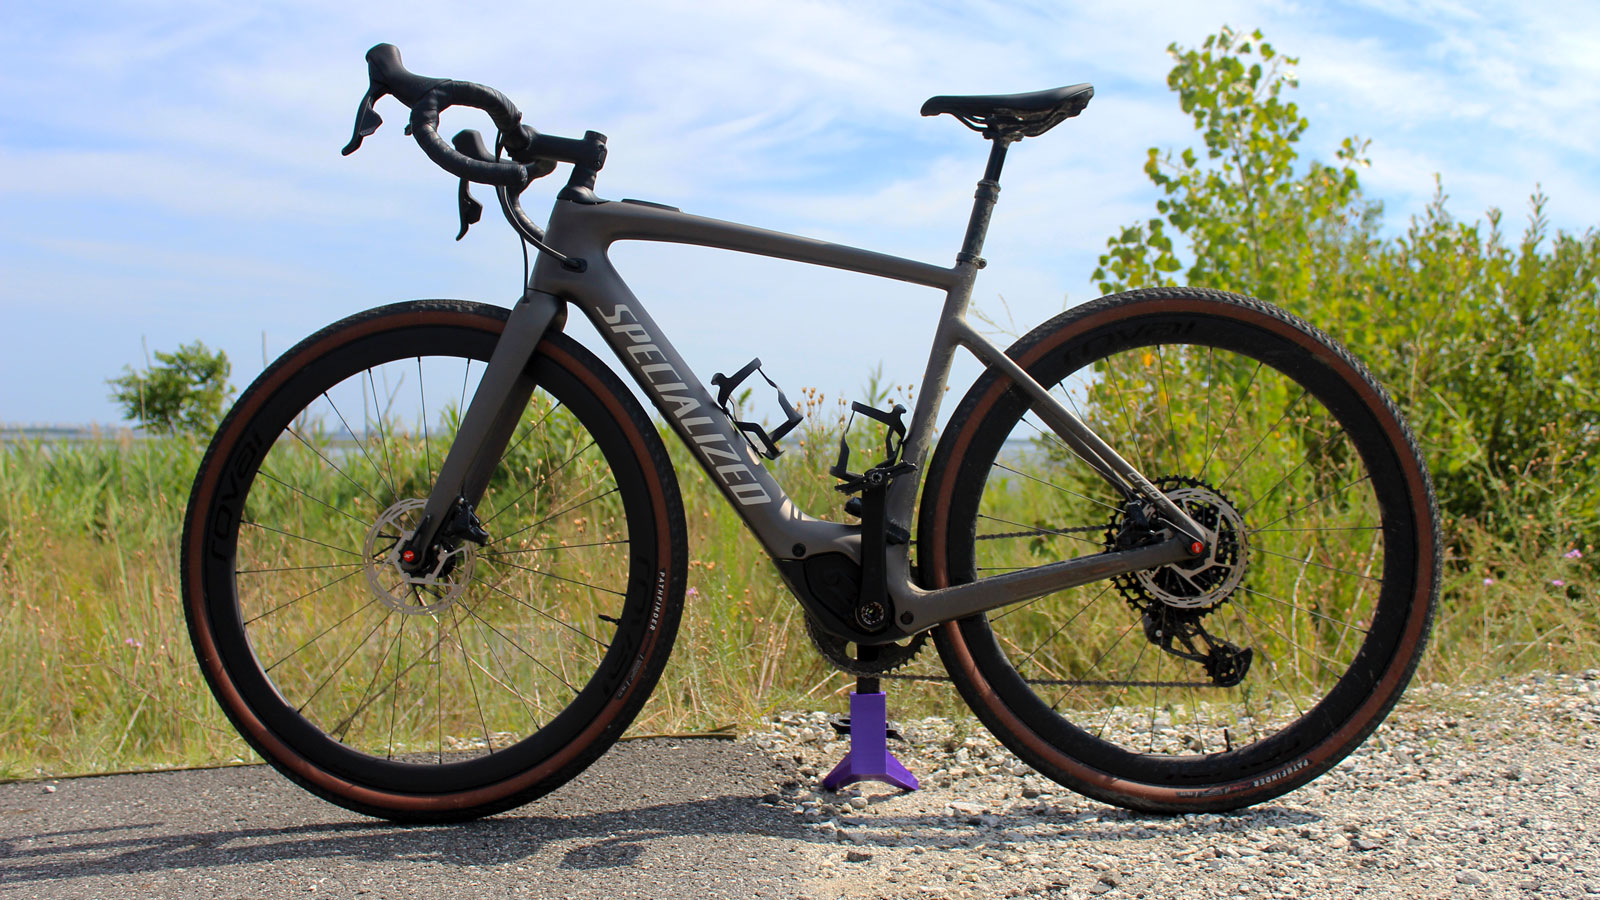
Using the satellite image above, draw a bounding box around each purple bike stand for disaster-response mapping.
[822,689,919,792]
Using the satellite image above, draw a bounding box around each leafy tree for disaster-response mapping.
[1094,25,1600,554]
[108,341,236,434]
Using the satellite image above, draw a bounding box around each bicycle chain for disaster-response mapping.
[977,523,1105,541]
[878,672,1222,688]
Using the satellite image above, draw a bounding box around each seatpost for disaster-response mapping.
[956,137,1013,267]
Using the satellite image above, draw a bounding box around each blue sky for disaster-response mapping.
[3,0,1597,427]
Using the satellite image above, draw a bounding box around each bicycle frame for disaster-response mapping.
[424,191,1208,640]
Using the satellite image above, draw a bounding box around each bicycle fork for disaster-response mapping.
[396,289,565,575]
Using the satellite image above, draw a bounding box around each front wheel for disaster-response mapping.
[181,300,687,821]
[919,288,1438,813]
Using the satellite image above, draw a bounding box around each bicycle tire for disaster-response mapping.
[918,287,1438,813]
[182,300,687,822]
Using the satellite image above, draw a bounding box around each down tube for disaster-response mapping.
[568,275,858,562]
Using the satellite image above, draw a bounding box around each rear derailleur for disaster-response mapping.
[1140,606,1253,688]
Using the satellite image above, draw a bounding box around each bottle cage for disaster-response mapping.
[711,358,804,460]
[830,401,909,493]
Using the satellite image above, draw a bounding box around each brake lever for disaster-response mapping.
[451,129,493,240]
[342,44,447,157]
[342,89,385,156]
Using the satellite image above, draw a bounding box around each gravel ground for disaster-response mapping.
[751,670,1600,900]
[2,671,1595,899]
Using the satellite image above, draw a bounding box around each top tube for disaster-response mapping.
[534,197,961,292]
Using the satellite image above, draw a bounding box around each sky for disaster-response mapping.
[3,0,1598,428]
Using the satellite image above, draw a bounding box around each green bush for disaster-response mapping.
[108,341,235,434]
[1092,25,1600,558]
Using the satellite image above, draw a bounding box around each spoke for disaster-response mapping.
[243,568,363,625]
[419,357,434,480]
[1228,602,1318,714]
[320,388,397,502]
[484,538,630,558]
[1240,452,1314,516]
[488,399,565,495]
[992,456,1122,513]
[330,612,407,742]
[1250,545,1383,583]
[237,561,363,575]
[1238,585,1370,634]
[1049,621,1137,712]
[1215,388,1308,492]
[1100,355,1151,475]
[470,612,553,725]
[387,615,406,759]
[1227,605,1308,721]
[366,368,402,504]
[1015,584,1114,665]
[493,486,622,549]
[458,602,581,695]
[1155,343,1180,472]
[481,577,614,648]
[284,425,385,509]
[330,597,495,749]
[449,602,495,756]
[257,469,373,530]
[481,434,593,528]
[1148,646,1165,753]
[1253,474,1374,532]
[242,519,362,558]
[1199,360,1263,482]
[293,606,391,714]
[1203,347,1215,474]
[1095,638,1152,741]
[1236,601,1347,694]
[263,596,379,671]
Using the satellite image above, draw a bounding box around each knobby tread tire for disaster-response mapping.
[181,300,687,822]
[918,287,1439,813]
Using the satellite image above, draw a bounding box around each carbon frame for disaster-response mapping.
[491,195,1201,637]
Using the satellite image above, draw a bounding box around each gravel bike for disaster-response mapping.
[181,44,1439,822]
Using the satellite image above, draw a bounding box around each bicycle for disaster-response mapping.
[181,44,1439,823]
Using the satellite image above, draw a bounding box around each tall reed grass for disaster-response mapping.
[0,383,1592,777]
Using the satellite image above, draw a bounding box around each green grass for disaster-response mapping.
[0,387,1593,777]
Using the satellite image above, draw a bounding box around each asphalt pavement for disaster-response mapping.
[0,739,810,900]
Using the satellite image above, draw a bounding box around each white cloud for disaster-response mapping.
[4,0,1598,425]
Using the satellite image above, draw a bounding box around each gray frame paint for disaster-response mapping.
[426,194,1206,633]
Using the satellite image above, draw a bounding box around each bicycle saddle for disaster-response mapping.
[921,84,1094,139]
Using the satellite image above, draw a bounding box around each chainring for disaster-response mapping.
[805,614,927,675]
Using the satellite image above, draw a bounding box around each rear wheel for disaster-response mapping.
[919,288,1438,812]
[182,300,687,821]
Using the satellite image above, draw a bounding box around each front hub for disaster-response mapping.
[363,498,477,615]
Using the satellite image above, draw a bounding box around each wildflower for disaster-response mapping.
[124,637,143,649]
[1482,577,1494,586]
[1565,548,1583,560]
[1552,579,1567,587]
[686,587,700,598]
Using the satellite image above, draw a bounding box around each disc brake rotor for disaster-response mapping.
[1109,476,1249,614]
[363,498,476,615]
